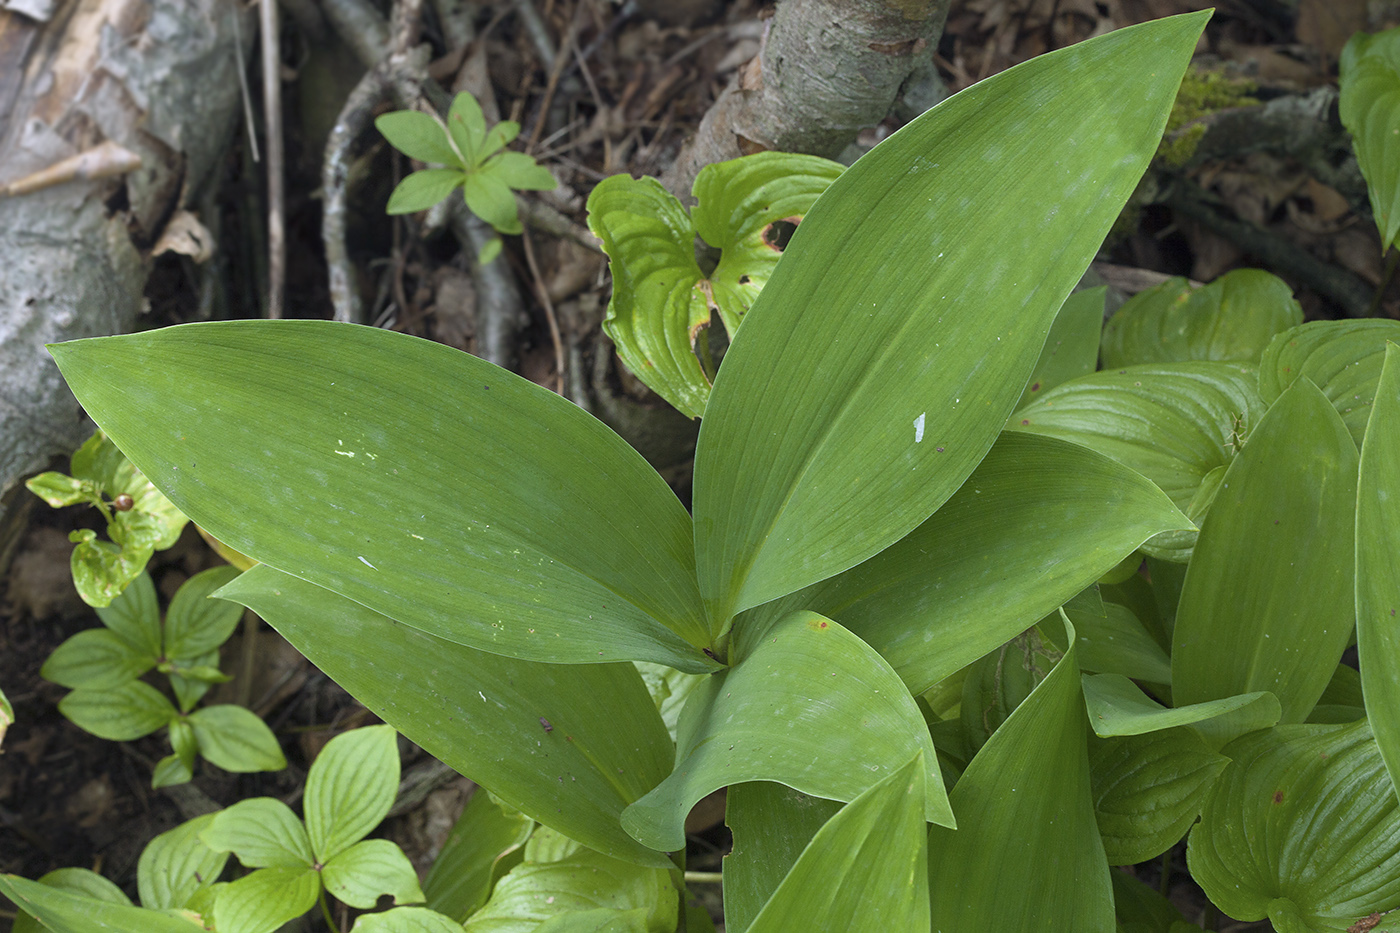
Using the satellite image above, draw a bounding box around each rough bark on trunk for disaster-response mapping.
[0,0,249,522]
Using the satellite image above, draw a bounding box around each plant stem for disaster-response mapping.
[319,887,340,933]
[1158,848,1173,896]
[1367,247,1399,318]
[684,871,723,883]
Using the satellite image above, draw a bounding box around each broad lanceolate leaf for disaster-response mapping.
[462,172,522,234]
[322,838,425,909]
[1173,379,1358,723]
[0,874,201,933]
[461,838,676,933]
[375,110,461,166]
[164,565,243,660]
[481,151,556,191]
[1082,673,1281,743]
[138,814,229,911]
[736,431,1190,694]
[424,788,534,921]
[1013,286,1105,413]
[1089,727,1228,865]
[388,169,466,215]
[306,724,399,861]
[96,568,162,658]
[187,704,286,773]
[1357,342,1400,797]
[58,680,176,740]
[213,866,321,933]
[926,623,1114,931]
[689,152,844,335]
[1012,361,1264,561]
[202,798,314,868]
[621,611,948,853]
[721,784,841,933]
[745,756,929,933]
[692,13,1210,627]
[1100,269,1302,369]
[1259,319,1400,446]
[588,175,712,419]
[1187,720,1400,932]
[52,321,716,672]
[447,92,487,165]
[220,567,675,868]
[1341,28,1400,248]
[41,628,154,689]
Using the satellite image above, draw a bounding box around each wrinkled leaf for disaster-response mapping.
[138,814,229,911]
[306,724,399,861]
[692,13,1209,626]
[1090,727,1228,865]
[1187,719,1400,931]
[202,797,313,868]
[52,321,715,672]
[219,567,675,868]
[1260,319,1400,447]
[961,629,1063,753]
[69,529,152,608]
[41,628,154,689]
[745,756,929,933]
[1357,342,1400,796]
[188,704,286,773]
[1101,269,1301,368]
[721,784,842,933]
[58,680,176,741]
[1341,28,1400,248]
[25,471,95,508]
[1173,379,1358,723]
[322,838,425,909]
[927,621,1114,931]
[621,610,948,853]
[1014,286,1105,413]
[737,431,1190,693]
[424,788,533,921]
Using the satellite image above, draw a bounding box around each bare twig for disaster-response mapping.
[450,202,529,370]
[260,0,285,318]
[319,0,391,69]
[520,197,602,253]
[520,226,566,392]
[0,141,141,198]
[230,10,261,162]
[527,17,578,153]
[323,65,391,324]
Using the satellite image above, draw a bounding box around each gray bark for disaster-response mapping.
[0,0,251,521]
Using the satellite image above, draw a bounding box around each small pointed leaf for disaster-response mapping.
[375,111,460,166]
[0,874,204,933]
[423,788,534,921]
[138,814,229,910]
[164,566,243,660]
[387,169,465,215]
[322,838,425,909]
[447,92,487,164]
[188,704,286,773]
[212,866,320,933]
[96,570,162,657]
[306,724,399,861]
[353,907,469,933]
[462,172,521,234]
[41,628,154,689]
[1082,673,1281,742]
[58,680,176,740]
[202,797,314,868]
[481,151,556,191]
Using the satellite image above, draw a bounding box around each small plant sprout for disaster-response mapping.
[376,92,556,264]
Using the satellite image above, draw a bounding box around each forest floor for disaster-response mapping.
[0,0,1389,929]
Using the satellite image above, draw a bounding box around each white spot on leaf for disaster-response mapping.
[914,413,926,443]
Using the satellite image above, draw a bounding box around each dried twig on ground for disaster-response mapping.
[259,0,285,318]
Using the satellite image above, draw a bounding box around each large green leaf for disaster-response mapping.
[424,789,533,921]
[721,784,841,933]
[1187,719,1400,931]
[51,321,715,672]
[1341,28,1400,249]
[1357,342,1400,796]
[691,13,1210,626]
[734,431,1190,694]
[744,756,929,933]
[926,621,1114,931]
[1259,319,1400,446]
[1172,379,1359,723]
[620,610,948,853]
[1082,673,1281,743]
[1089,727,1228,865]
[11,867,133,933]
[1013,286,1105,413]
[1012,361,1264,561]
[1100,269,1302,369]
[0,875,199,933]
[219,567,675,869]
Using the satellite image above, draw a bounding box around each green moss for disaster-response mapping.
[1157,68,1259,168]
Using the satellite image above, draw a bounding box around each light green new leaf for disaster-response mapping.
[213,866,321,933]
[25,471,93,508]
[927,622,1114,931]
[152,754,193,788]
[1090,727,1229,865]
[1173,379,1358,723]
[387,169,465,215]
[736,431,1190,694]
[461,841,676,933]
[96,570,162,658]
[1187,720,1400,931]
[424,789,533,921]
[41,628,154,689]
[69,529,151,607]
[692,12,1209,626]
[52,320,715,672]
[323,838,425,909]
[219,567,674,868]
[138,814,229,911]
[71,429,188,551]
[690,152,844,335]
[447,92,487,165]
[1,874,204,933]
[745,756,929,933]
[1013,286,1105,413]
[0,685,11,749]
[375,111,461,166]
[1012,361,1264,561]
[1100,269,1302,368]
[187,704,286,773]
[1358,342,1400,796]
[1341,28,1400,248]
[1259,319,1400,446]
[480,121,521,161]
[164,565,243,660]
[1082,673,1281,743]
[462,172,521,234]
[306,724,399,861]
[588,174,712,419]
[202,797,314,868]
[354,907,469,933]
[481,151,556,191]
[721,784,842,933]
[621,610,948,853]
[59,680,176,740]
